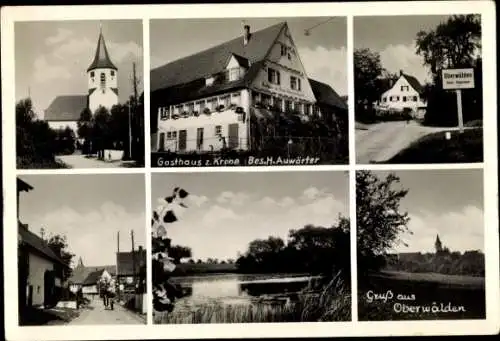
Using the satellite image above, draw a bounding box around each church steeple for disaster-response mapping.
[87,24,117,72]
[435,234,443,253]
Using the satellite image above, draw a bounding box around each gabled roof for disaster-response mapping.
[70,263,115,284]
[18,223,67,266]
[401,73,424,94]
[17,178,33,192]
[87,30,117,72]
[117,248,146,276]
[150,22,286,92]
[230,53,250,68]
[308,78,347,111]
[44,95,88,122]
[82,269,105,286]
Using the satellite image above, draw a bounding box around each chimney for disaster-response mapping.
[138,246,143,252]
[400,69,404,76]
[243,25,251,46]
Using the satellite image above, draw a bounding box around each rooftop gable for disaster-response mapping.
[44,95,88,122]
[308,78,347,111]
[402,73,424,94]
[18,223,67,266]
[150,22,286,92]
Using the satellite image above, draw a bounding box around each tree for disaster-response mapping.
[356,171,411,276]
[47,233,74,281]
[109,103,130,152]
[247,236,285,261]
[92,106,111,159]
[416,15,481,77]
[354,48,383,108]
[168,245,192,264]
[416,15,482,126]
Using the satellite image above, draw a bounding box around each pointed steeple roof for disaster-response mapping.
[87,25,117,72]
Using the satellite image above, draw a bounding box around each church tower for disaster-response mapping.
[435,234,443,253]
[87,25,118,113]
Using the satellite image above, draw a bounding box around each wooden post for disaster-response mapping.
[131,230,136,288]
[456,89,464,134]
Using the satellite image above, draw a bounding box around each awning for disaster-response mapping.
[251,107,275,120]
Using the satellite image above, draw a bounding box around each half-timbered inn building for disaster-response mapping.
[44,27,119,136]
[150,22,347,154]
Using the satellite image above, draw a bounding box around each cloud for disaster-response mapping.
[35,201,145,267]
[302,187,322,201]
[395,205,484,253]
[33,55,72,83]
[379,41,432,84]
[188,194,209,207]
[216,191,249,206]
[169,189,348,260]
[46,28,74,45]
[299,46,347,96]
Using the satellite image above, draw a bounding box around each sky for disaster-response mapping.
[18,174,146,268]
[354,15,458,85]
[15,20,143,119]
[366,169,484,254]
[151,171,349,261]
[150,17,347,96]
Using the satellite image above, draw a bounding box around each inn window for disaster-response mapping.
[221,95,231,108]
[231,93,241,105]
[402,96,407,102]
[268,68,281,85]
[413,96,418,102]
[261,94,272,106]
[280,43,287,57]
[187,102,195,113]
[215,125,222,136]
[174,105,182,114]
[285,100,292,112]
[159,107,170,120]
[100,73,106,88]
[196,100,205,112]
[290,76,302,91]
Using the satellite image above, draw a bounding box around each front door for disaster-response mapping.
[158,133,165,151]
[228,124,239,149]
[178,130,187,152]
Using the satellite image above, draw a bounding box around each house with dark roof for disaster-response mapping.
[17,178,69,308]
[150,22,347,153]
[44,27,119,135]
[68,257,116,296]
[116,246,146,292]
[375,70,427,117]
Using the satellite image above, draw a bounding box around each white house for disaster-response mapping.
[375,70,427,119]
[44,26,119,136]
[150,22,347,153]
[17,178,68,309]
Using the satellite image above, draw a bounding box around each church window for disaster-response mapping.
[111,70,115,77]
[90,71,95,77]
[100,73,106,88]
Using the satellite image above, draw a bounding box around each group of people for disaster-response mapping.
[99,277,117,310]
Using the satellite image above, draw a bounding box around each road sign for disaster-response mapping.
[442,68,475,90]
[442,68,475,134]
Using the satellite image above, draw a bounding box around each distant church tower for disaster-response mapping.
[435,234,443,253]
[87,25,118,113]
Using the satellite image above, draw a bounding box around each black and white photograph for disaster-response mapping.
[150,18,348,167]
[17,174,147,326]
[150,171,351,323]
[356,169,485,320]
[354,15,483,164]
[15,20,145,169]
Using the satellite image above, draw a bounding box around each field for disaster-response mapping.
[358,271,485,320]
[386,128,483,164]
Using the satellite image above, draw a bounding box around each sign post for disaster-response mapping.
[442,68,475,134]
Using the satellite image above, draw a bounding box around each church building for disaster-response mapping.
[44,26,119,136]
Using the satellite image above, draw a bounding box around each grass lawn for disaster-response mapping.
[358,271,485,321]
[386,128,483,164]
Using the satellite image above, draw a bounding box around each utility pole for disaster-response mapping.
[131,230,136,289]
[128,62,139,160]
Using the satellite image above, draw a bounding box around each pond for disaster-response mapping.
[170,273,320,309]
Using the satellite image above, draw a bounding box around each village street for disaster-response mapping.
[67,298,145,325]
[55,154,136,168]
[355,121,462,164]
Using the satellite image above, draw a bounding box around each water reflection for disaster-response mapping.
[171,274,318,307]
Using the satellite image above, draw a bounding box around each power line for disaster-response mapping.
[304,17,336,36]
